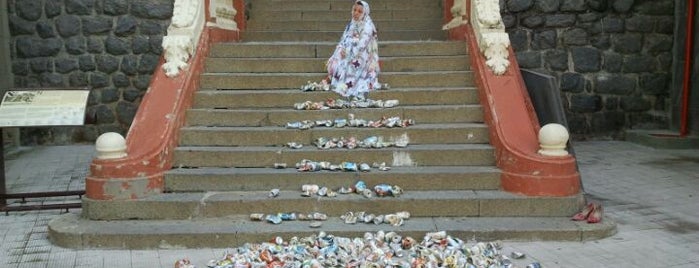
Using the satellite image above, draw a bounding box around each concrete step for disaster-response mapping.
[185,105,484,127]
[205,56,470,73]
[242,30,447,42]
[247,19,443,31]
[248,10,442,22]
[79,190,584,220]
[200,71,473,89]
[49,213,616,249]
[179,123,489,146]
[209,41,468,58]
[250,0,443,11]
[172,144,495,168]
[164,166,501,192]
[192,87,479,109]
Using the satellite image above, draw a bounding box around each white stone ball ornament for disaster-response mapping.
[538,123,570,156]
[95,132,127,159]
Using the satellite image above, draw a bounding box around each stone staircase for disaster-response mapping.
[48,0,615,249]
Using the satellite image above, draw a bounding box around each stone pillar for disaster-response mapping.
[0,0,20,149]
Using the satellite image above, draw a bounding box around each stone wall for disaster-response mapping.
[502,0,675,138]
[7,0,174,144]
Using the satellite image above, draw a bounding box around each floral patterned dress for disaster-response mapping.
[326,1,380,99]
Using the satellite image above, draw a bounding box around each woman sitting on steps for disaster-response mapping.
[323,0,385,100]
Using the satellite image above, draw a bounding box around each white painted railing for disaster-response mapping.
[470,0,511,75]
[443,0,511,75]
[161,0,238,78]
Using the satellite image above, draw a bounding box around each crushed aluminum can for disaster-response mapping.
[382,99,399,108]
[286,121,302,129]
[361,188,373,198]
[334,118,348,128]
[374,184,394,197]
[279,213,297,221]
[343,162,358,171]
[317,187,328,196]
[373,214,384,225]
[265,214,282,224]
[310,212,327,220]
[510,251,525,259]
[273,163,287,169]
[354,180,367,192]
[526,262,542,268]
[301,184,319,195]
[174,258,195,268]
[250,213,265,221]
[309,221,323,228]
[359,163,371,172]
[326,189,337,197]
[268,188,280,198]
[286,142,303,149]
[396,211,410,219]
[338,187,353,194]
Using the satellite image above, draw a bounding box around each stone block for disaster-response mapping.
[639,73,669,95]
[131,0,174,19]
[132,35,150,54]
[82,16,113,35]
[96,55,120,74]
[611,33,642,54]
[522,16,544,28]
[55,58,79,74]
[56,15,81,37]
[121,55,139,75]
[112,72,131,88]
[69,72,89,87]
[502,14,516,28]
[532,30,556,49]
[569,94,602,113]
[590,34,610,49]
[149,36,164,55]
[545,14,576,27]
[571,46,600,72]
[602,17,624,33]
[560,0,587,11]
[94,104,116,124]
[133,74,152,90]
[644,34,672,55]
[90,72,110,88]
[30,58,53,73]
[104,0,129,15]
[586,0,608,11]
[45,1,63,18]
[612,0,634,13]
[101,87,120,103]
[139,20,166,35]
[65,36,87,55]
[105,35,130,55]
[11,60,29,75]
[602,51,622,73]
[115,15,137,37]
[620,96,651,112]
[40,73,64,87]
[79,55,96,71]
[507,0,534,12]
[634,0,674,16]
[623,55,656,73]
[9,15,36,35]
[508,28,530,51]
[16,37,63,58]
[138,54,161,74]
[545,49,568,71]
[15,0,42,21]
[563,27,588,45]
[594,74,635,95]
[123,87,142,102]
[87,37,104,53]
[536,0,561,12]
[604,96,619,110]
[117,101,138,125]
[625,15,655,33]
[560,72,585,92]
[515,51,542,69]
[655,16,674,34]
[66,0,95,15]
[36,22,56,38]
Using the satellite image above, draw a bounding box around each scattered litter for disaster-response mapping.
[196,230,522,268]
[286,114,414,130]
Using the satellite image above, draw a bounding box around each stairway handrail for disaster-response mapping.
[444,0,581,196]
[85,0,245,200]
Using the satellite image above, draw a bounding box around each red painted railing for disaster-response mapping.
[85,0,244,200]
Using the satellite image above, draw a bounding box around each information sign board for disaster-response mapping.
[0,90,89,127]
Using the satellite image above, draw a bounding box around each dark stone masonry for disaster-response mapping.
[7,0,173,144]
[503,0,675,138]
[5,0,679,143]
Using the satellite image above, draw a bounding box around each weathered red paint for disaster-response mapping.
[85,0,243,200]
[446,5,581,196]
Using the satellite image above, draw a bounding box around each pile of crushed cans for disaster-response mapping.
[294,98,399,110]
[293,160,391,172]
[300,80,390,92]
[175,230,539,268]
[289,180,402,198]
[286,114,414,130]
[285,135,407,150]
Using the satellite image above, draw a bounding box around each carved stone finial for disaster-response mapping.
[538,123,570,156]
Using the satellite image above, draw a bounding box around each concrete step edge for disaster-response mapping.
[49,213,617,249]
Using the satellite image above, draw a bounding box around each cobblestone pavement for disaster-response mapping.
[1,141,698,267]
